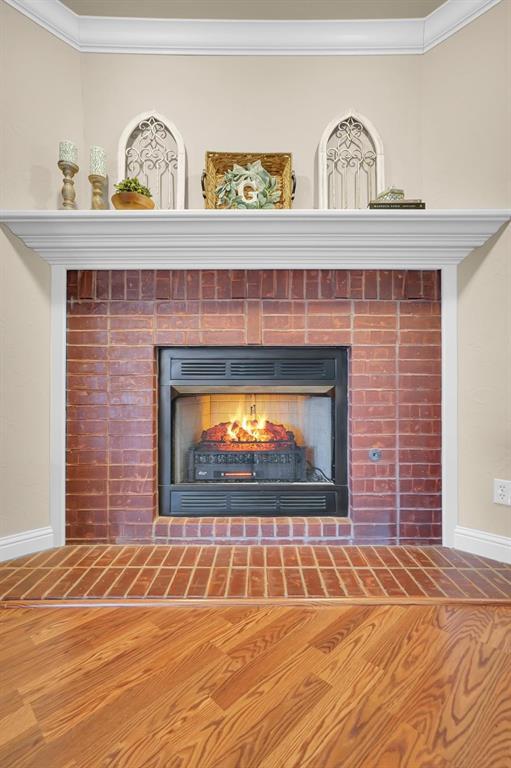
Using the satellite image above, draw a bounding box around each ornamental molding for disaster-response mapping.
[1,209,509,269]
[117,111,186,210]
[3,0,503,56]
[318,110,385,210]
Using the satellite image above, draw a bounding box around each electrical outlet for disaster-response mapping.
[493,479,511,506]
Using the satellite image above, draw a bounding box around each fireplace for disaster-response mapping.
[158,347,348,517]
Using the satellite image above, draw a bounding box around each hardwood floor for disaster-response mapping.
[1,603,510,767]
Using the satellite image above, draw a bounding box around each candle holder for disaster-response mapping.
[88,174,107,209]
[58,160,79,210]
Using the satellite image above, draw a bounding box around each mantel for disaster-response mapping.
[1,209,509,270]
[1,207,510,560]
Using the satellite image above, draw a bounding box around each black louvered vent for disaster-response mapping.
[176,493,228,514]
[230,361,277,378]
[171,491,336,516]
[169,356,334,382]
[232,494,278,513]
[279,360,330,379]
[173,359,227,378]
[279,495,328,512]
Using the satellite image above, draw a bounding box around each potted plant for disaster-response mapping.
[111,177,155,210]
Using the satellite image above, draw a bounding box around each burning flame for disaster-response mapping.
[226,415,273,443]
[200,413,295,449]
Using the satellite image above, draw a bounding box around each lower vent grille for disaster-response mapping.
[177,494,228,513]
[170,490,337,516]
[280,495,328,511]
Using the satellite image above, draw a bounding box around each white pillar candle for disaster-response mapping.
[90,145,106,177]
[59,140,78,165]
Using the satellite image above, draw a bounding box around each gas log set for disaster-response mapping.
[189,415,307,482]
[201,415,295,448]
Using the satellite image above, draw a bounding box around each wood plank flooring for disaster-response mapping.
[1,545,511,603]
[1,603,510,767]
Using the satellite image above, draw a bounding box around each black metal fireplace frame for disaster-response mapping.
[158,346,348,517]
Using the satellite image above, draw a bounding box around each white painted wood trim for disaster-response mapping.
[423,0,503,51]
[454,526,511,564]
[0,526,55,562]
[50,265,67,548]
[441,265,458,547]
[117,110,186,210]
[2,0,503,56]
[4,0,80,49]
[1,209,509,269]
[317,109,385,210]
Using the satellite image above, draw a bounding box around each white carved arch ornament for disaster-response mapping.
[117,110,186,210]
[318,110,385,210]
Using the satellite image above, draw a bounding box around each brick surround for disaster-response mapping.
[66,269,441,546]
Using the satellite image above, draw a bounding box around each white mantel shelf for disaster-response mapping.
[1,209,509,269]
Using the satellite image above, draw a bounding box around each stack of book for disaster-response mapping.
[368,188,425,209]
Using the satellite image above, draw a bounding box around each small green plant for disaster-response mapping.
[114,177,152,198]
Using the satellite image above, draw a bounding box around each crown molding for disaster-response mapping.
[4,0,80,48]
[423,0,502,50]
[3,0,503,55]
[1,209,509,269]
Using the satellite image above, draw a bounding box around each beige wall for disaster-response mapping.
[80,53,422,209]
[1,0,510,543]
[422,0,511,539]
[0,3,83,537]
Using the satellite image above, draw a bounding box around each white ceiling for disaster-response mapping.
[60,0,445,20]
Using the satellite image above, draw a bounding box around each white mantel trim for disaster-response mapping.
[50,266,67,550]
[3,0,503,56]
[1,209,509,270]
[441,265,458,547]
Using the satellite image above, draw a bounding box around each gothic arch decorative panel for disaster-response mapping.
[318,111,384,209]
[117,111,186,209]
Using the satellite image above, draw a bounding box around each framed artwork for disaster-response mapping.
[202,152,295,209]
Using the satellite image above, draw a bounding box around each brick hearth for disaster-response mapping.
[66,269,441,545]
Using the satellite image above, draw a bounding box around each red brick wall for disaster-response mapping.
[66,269,441,545]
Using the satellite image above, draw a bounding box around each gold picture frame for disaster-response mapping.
[202,152,294,209]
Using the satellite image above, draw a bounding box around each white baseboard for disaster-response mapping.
[454,525,511,564]
[0,526,55,563]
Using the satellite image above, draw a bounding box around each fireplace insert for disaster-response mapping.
[158,347,348,516]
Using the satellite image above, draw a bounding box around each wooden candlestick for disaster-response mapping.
[58,160,79,210]
[88,174,107,209]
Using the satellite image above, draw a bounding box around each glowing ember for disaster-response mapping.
[200,416,296,450]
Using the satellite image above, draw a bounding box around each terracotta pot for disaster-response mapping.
[111,191,155,210]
